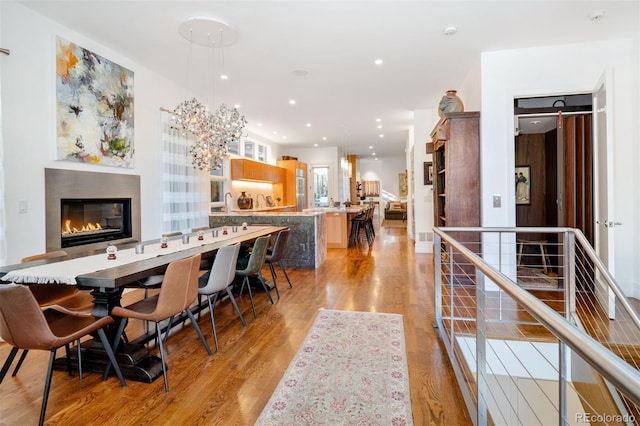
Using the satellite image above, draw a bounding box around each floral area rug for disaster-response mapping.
[256,309,413,425]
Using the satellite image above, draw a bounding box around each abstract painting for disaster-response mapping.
[56,37,134,167]
[399,170,408,197]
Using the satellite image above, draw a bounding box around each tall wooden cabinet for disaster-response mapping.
[431,111,480,229]
[431,112,480,282]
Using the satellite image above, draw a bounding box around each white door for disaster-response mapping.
[593,70,616,318]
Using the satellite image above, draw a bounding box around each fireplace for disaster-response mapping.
[45,168,141,254]
[60,198,133,248]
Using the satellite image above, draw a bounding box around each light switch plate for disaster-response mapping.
[492,195,501,208]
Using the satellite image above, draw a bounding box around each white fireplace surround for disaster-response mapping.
[45,168,141,254]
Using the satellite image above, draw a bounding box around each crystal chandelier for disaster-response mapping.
[171,18,245,171]
[188,103,247,171]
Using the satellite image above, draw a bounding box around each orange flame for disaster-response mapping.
[62,219,103,235]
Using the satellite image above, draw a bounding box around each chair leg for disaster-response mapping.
[206,295,219,352]
[64,343,72,377]
[96,328,126,387]
[258,272,275,303]
[226,287,247,327]
[279,261,293,288]
[268,262,278,288]
[244,277,257,319]
[77,339,83,380]
[155,322,169,393]
[184,309,212,356]
[12,349,29,378]
[39,350,56,426]
[1,346,20,383]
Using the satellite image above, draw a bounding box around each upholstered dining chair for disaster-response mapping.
[1,250,94,384]
[236,236,273,319]
[0,284,125,426]
[197,244,243,351]
[264,228,293,290]
[107,254,212,392]
[136,231,184,297]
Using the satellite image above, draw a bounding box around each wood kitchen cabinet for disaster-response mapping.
[230,159,286,184]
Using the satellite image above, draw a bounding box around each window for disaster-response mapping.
[244,140,254,158]
[258,144,267,162]
[161,116,209,232]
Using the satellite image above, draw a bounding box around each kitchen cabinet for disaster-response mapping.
[325,211,348,248]
[277,160,307,211]
[230,159,286,184]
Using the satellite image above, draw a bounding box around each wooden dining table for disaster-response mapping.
[0,225,285,382]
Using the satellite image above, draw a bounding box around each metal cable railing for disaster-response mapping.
[434,227,640,426]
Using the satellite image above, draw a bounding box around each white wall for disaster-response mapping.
[481,39,639,297]
[0,2,197,263]
[287,146,340,209]
[358,155,406,202]
[411,109,439,253]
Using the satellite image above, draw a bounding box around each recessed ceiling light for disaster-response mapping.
[443,26,457,36]
[372,152,376,156]
[374,58,383,66]
[314,143,318,147]
[289,99,296,105]
[369,146,373,149]
[220,74,229,80]
[282,136,287,140]
[257,122,263,127]
[273,131,278,135]
[322,136,327,141]
[377,125,382,129]
[588,10,606,21]
[375,157,378,161]
[530,120,542,125]
[291,69,309,77]
[306,123,311,127]
[379,134,384,138]
[234,104,241,109]
[375,118,381,123]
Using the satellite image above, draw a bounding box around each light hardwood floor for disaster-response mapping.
[0,221,470,425]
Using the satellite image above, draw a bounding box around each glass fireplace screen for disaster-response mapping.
[60,198,132,248]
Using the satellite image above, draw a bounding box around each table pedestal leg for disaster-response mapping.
[53,287,164,383]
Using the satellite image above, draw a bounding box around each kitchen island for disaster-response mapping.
[209,211,326,268]
[304,206,367,248]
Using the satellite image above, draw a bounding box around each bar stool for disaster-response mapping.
[517,239,551,274]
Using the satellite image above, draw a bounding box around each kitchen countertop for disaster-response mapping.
[303,206,366,214]
[225,205,296,213]
[211,209,323,216]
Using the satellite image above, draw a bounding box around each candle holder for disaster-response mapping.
[106,245,117,260]
[198,231,204,241]
[161,237,168,248]
[222,227,228,235]
[242,222,248,230]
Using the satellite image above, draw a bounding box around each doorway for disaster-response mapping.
[311,166,330,207]
[514,94,594,275]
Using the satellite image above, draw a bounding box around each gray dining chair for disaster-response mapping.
[264,228,293,292]
[198,244,244,351]
[236,236,273,319]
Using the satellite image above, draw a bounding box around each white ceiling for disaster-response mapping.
[17,1,639,158]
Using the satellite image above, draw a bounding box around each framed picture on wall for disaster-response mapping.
[515,165,530,205]
[424,162,433,185]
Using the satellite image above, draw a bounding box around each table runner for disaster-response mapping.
[1,226,272,285]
